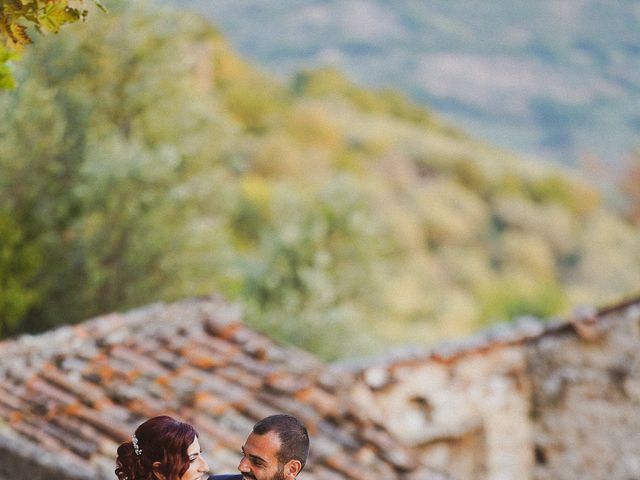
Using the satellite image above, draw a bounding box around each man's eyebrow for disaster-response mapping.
[241,446,267,464]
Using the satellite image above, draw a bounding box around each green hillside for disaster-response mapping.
[161,0,640,173]
[1,1,639,359]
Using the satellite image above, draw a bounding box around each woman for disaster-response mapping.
[116,415,210,480]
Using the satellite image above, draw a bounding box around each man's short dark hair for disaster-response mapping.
[253,414,309,469]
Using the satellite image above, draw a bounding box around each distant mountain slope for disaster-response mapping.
[158,0,640,173]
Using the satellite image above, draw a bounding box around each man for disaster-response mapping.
[210,414,309,480]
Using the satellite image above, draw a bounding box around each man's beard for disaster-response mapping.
[271,466,286,480]
[242,464,286,480]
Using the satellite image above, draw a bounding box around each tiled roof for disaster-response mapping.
[0,295,445,480]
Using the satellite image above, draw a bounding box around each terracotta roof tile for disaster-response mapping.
[216,364,263,391]
[11,418,87,463]
[26,376,78,411]
[41,363,110,408]
[361,425,417,471]
[294,386,342,418]
[264,370,312,394]
[324,450,370,480]
[70,403,131,440]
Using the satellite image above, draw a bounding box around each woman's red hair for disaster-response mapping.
[115,415,198,480]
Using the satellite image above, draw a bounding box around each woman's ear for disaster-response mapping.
[152,461,166,480]
[284,459,302,478]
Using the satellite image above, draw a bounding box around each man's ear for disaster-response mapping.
[284,459,302,478]
[152,461,166,480]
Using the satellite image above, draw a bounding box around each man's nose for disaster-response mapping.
[238,457,250,473]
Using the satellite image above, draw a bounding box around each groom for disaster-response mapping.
[210,413,309,480]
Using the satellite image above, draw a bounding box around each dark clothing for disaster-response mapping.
[209,475,242,480]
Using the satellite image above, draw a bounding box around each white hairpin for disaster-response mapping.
[132,434,142,456]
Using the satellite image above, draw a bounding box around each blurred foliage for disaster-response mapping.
[293,67,438,128]
[1,0,639,358]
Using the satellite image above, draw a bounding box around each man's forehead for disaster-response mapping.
[244,431,282,458]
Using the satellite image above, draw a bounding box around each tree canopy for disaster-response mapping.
[2,1,639,359]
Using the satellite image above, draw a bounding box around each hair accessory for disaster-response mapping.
[132,434,142,456]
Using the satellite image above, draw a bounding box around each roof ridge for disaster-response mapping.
[333,296,640,372]
[0,295,241,370]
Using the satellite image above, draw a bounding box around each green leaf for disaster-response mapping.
[0,43,17,89]
[38,1,68,33]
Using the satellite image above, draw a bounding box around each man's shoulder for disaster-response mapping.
[209,475,242,480]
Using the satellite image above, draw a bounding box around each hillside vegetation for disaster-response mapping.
[164,0,640,172]
[1,1,639,359]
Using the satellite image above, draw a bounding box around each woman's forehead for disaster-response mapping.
[187,436,201,454]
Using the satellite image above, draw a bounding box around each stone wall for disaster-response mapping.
[528,304,640,480]
[345,345,533,480]
[343,301,640,480]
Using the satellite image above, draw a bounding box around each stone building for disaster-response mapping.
[0,294,639,480]
[337,297,640,479]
